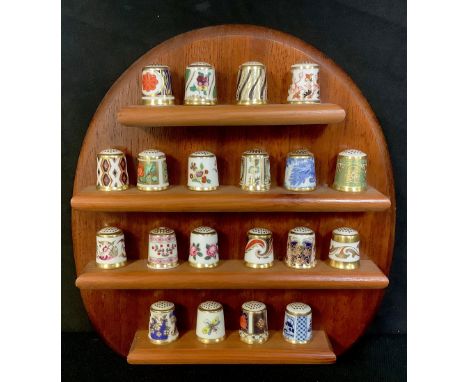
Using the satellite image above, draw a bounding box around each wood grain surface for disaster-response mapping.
[71,25,396,360]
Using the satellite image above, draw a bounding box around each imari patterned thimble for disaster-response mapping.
[284,149,317,191]
[196,301,226,344]
[239,301,269,344]
[236,61,267,105]
[328,227,360,270]
[96,149,129,191]
[333,149,368,192]
[287,63,320,104]
[285,227,317,269]
[137,149,169,191]
[187,151,219,191]
[148,301,179,345]
[244,228,274,268]
[184,62,217,105]
[147,227,179,269]
[141,65,174,106]
[96,227,127,269]
[239,149,271,192]
[283,302,313,344]
[189,226,219,268]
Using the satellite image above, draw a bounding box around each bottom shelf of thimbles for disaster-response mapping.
[127,329,336,364]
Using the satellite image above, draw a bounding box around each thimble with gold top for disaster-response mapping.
[284,149,317,191]
[187,151,219,191]
[137,149,169,191]
[287,62,320,104]
[189,226,219,268]
[236,61,267,105]
[240,149,271,192]
[96,149,129,191]
[328,227,360,270]
[196,301,226,344]
[239,301,269,344]
[148,301,179,345]
[244,228,274,268]
[96,227,127,269]
[283,302,313,344]
[184,62,217,105]
[147,227,179,269]
[285,227,317,269]
[333,149,368,192]
[141,65,175,106]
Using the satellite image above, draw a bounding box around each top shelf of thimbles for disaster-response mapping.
[117,104,345,127]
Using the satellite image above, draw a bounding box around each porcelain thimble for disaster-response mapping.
[239,301,269,344]
[196,301,226,343]
[236,61,267,105]
[147,227,179,269]
[244,228,274,268]
[328,227,360,270]
[284,149,317,191]
[285,227,317,269]
[240,149,271,192]
[187,151,219,191]
[189,226,219,268]
[96,227,127,269]
[283,302,313,344]
[96,149,129,191]
[333,149,368,192]
[137,149,169,191]
[141,65,175,106]
[148,301,179,344]
[184,62,217,105]
[287,63,320,104]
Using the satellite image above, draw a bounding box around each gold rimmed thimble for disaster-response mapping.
[284,149,317,191]
[244,228,274,268]
[96,227,127,269]
[283,302,313,344]
[328,227,360,270]
[147,227,179,269]
[137,149,169,191]
[187,151,219,191]
[239,149,271,192]
[184,62,217,105]
[239,301,269,344]
[236,61,267,105]
[287,62,320,104]
[285,227,317,269]
[189,226,219,268]
[333,149,368,192]
[148,301,179,345]
[141,65,175,106]
[96,149,129,191]
[196,301,225,344]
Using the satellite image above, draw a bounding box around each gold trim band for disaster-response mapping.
[284,185,317,191]
[96,260,127,269]
[284,260,317,269]
[96,184,129,192]
[333,183,367,193]
[239,333,269,344]
[147,261,179,269]
[189,261,219,268]
[196,335,225,344]
[184,98,217,106]
[283,336,311,344]
[142,97,174,106]
[137,184,169,191]
[148,334,179,345]
[237,99,267,105]
[240,185,270,192]
[187,185,218,191]
[332,235,360,243]
[328,259,360,270]
[244,261,274,269]
[288,100,320,104]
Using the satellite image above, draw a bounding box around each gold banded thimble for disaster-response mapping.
[189,226,219,268]
[287,62,320,104]
[283,302,313,344]
[148,301,179,345]
[333,149,368,192]
[236,61,267,105]
[184,62,217,105]
[284,149,317,191]
[141,65,175,106]
[147,227,179,269]
[239,301,269,344]
[196,301,226,343]
[96,227,127,269]
[285,227,317,269]
[328,227,360,270]
[187,151,219,191]
[96,149,129,191]
[244,228,274,268]
[137,149,169,191]
[240,149,271,192]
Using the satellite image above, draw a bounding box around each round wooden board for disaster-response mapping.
[72,25,395,358]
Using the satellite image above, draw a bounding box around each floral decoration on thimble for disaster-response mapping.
[137,149,169,191]
[187,151,219,191]
[196,301,225,343]
[284,149,317,191]
[239,301,269,344]
[148,301,179,344]
[184,62,217,105]
[189,226,219,268]
[287,63,320,104]
[147,227,179,269]
[285,227,317,269]
[141,65,175,106]
[96,227,127,269]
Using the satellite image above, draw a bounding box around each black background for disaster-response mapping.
[62,0,406,380]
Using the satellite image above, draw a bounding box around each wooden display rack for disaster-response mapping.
[71,25,395,364]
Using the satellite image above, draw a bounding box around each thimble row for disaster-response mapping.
[147,300,313,345]
[96,148,368,193]
[95,225,360,270]
[140,61,319,106]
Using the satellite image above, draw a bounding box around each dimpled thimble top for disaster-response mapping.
[97,227,122,236]
[192,226,216,234]
[339,149,367,158]
[242,301,266,312]
[138,149,165,159]
[290,227,314,235]
[333,227,358,236]
[240,61,264,67]
[98,148,123,156]
[248,227,272,236]
[286,302,312,315]
[198,301,222,311]
[150,227,175,235]
[190,151,215,157]
[150,301,175,312]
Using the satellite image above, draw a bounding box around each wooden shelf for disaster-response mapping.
[71,185,390,212]
[76,259,388,290]
[127,329,336,364]
[117,103,346,127]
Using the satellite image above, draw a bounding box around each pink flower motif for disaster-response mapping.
[190,245,198,258]
[101,245,110,253]
[207,244,218,258]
